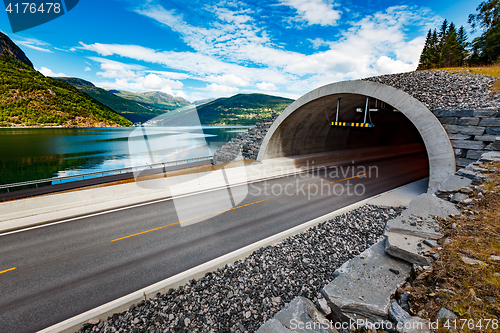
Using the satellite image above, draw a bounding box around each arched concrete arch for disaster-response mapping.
[257,80,455,193]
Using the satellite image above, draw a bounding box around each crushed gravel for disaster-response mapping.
[78,205,402,333]
[363,70,500,111]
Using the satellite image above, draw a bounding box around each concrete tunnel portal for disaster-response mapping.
[257,80,456,193]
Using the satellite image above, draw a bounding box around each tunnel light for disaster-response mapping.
[393,109,401,112]
[369,108,380,112]
[356,108,363,112]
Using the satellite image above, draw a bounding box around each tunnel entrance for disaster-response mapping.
[258,81,455,193]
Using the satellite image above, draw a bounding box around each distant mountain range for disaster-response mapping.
[58,78,294,126]
[55,78,228,124]
[0,32,132,127]
[148,93,294,126]
[107,89,191,110]
[196,93,293,125]
[54,77,173,124]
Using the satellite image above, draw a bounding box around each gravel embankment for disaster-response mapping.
[364,70,500,110]
[78,205,402,333]
[213,114,278,164]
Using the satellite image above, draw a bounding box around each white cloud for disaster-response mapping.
[54,47,70,52]
[99,75,183,94]
[80,4,439,98]
[142,73,183,90]
[280,0,341,26]
[84,67,91,71]
[208,74,249,87]
[79,42,290,86]
[374,56,415,74]
[145,70,190,80]
[89,57,144,78]
[282,6,436,80]
[256,82,277,91]
[215,7,252,24]
[309,38,330,49]
[206,83,239,95]
[88,57,185,96]
[133,5,293,68]
[38,67,66,77]
[16,38,52,53]
[174,90,188,100]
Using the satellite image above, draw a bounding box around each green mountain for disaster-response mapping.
[0,31,32,68]
[150,93,294,126]
[52,77,193,123]
[109,89,191,111]
[0,32,132,127]
[54,77,163,124]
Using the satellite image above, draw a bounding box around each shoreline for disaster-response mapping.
[0,124,253,129]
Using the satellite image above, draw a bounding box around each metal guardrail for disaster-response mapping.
[0,156,213,192]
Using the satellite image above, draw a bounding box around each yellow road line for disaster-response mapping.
[112,199,269,242]
[0,267,17,274]
[304,174,366,191]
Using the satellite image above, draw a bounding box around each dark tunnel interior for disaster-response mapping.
[263,93,428,159]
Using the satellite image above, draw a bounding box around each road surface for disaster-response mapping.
[0,153,428,332]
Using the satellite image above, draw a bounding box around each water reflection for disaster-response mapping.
[0,126,248,185]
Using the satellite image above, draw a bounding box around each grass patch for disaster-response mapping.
[404,162,500,332]
[429,65,500,93]
[430,65,500,78]
[491,80,500,94]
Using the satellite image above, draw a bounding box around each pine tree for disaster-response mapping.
[457,26,469,65]
[430,29,440,66]
[441,23,461,67]
[418,29,433,69]
[439,19,449,40]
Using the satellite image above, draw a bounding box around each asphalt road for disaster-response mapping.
[0,153,429,333]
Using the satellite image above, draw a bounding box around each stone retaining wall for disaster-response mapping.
[434,108,500,167]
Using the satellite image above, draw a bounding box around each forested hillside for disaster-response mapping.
[0,31,132,127]
[0,57,132,127]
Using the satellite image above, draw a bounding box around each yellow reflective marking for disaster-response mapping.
[0,267,16,274]
[111,199,270,242]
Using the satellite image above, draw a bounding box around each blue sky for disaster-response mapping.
[0,0,482,102]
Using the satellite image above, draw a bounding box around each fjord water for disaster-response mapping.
[0,126,248,185]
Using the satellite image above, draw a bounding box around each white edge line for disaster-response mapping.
[37,175,428,333]
[0,167,288,236]
[37,196,376,333]
[1,154,394,237]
